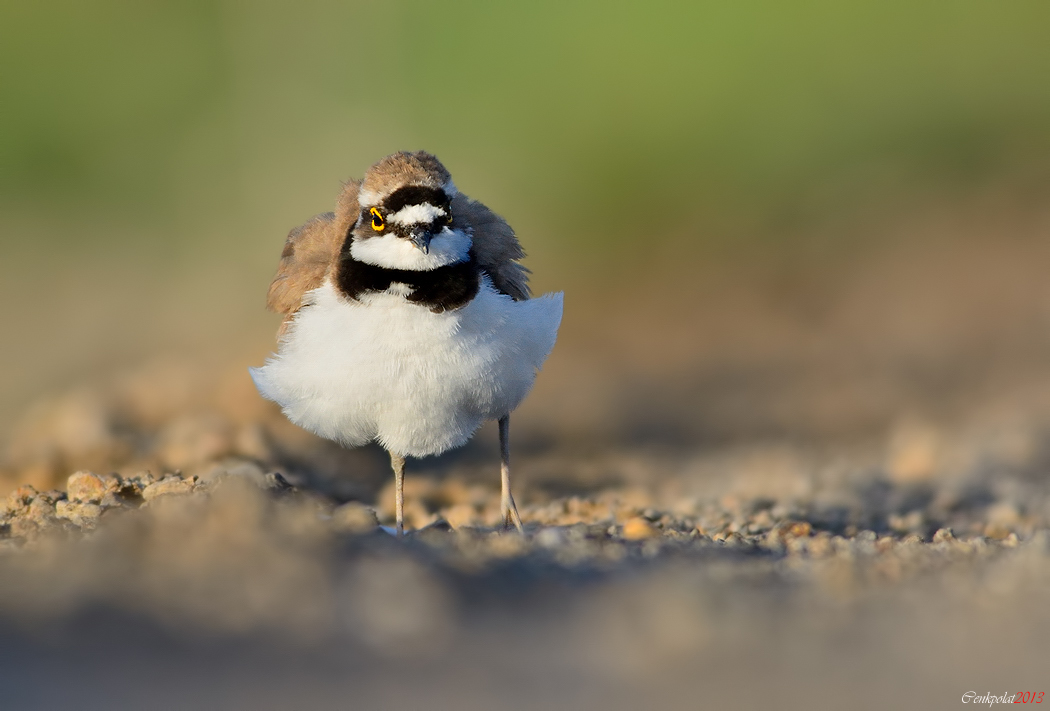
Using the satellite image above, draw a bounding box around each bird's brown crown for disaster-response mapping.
[359,151,453,206]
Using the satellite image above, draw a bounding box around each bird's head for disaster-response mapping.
[348,151,470,271]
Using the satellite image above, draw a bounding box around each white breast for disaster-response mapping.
[250,279,563,457]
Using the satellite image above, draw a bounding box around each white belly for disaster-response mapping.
[250,279,563,457]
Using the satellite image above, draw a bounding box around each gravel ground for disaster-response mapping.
[1,355,1050,710]
[4,213,1050,710]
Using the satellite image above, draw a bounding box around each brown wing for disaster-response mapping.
[452,192,530,301]
[264,179,363,340]
[266,211,338,316]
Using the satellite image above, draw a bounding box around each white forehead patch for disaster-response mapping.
[351,228,472,271]
[388,202,447,226]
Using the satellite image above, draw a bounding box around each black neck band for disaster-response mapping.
[335,236,480,313]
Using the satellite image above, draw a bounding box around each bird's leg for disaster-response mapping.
[498,415,524,533]
[390,451,406,537]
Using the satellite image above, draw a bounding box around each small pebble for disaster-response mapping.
[535,527,565,549]
[622,517,658,540]
[26,498,56,525]
[5,485,38,513]
[983,523,1011,541]
[55,501,103,528]
[783,521,812,538]
[67,471,106,503]
[142,476,195,502]
[807,533,833,557]
[332,502,380,534]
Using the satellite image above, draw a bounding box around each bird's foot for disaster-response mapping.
[500,494,524,534]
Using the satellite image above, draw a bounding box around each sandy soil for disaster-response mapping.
[2,360,1049,710]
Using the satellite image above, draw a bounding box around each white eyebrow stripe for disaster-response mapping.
[357,188,381,207]
[387,202,447,226]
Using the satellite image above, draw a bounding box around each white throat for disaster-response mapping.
[349,228,472,271]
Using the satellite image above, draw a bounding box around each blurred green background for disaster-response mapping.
[2,0,1050,438]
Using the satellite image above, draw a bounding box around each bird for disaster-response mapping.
[250,151,563,535]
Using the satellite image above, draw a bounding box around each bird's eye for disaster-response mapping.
[445,210,453,225]
[370,207,385,231]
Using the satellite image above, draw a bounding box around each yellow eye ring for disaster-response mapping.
[370,207,385,231]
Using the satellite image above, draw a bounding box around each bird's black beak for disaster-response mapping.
[409,230,432,254]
